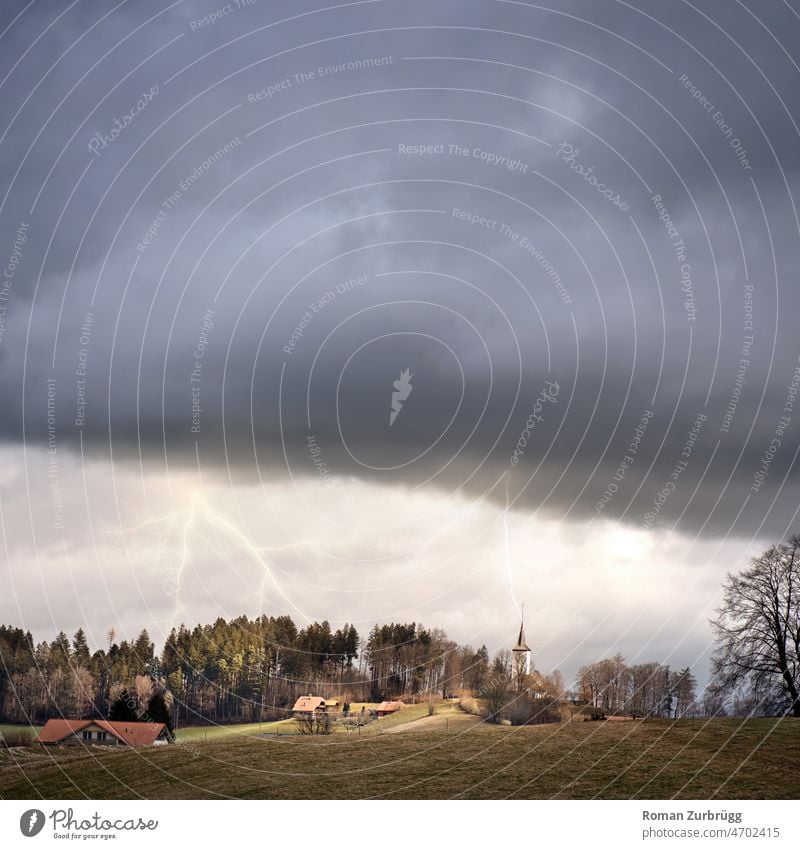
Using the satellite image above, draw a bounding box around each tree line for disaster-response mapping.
[575,656,697,718]
[0,615,499,726]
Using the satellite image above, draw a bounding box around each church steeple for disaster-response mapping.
[512,604,531,676]
[514,621,530,652]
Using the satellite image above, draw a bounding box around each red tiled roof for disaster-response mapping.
[39,719,167,746]
[292,695,326,713]
[38,719,88,744]
[96,720,167,746]
[376,700,404,713]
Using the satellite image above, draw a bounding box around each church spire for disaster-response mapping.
[513,603,530,652]
[512,604,531,680]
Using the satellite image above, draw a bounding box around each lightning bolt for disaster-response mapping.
[28,811,38,833]
[501,472,520,609]
[104,494,344,628]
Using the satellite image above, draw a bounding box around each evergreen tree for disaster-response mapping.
[345,625,359,667]
[51,631,71,668]
[661,666,674,718]
[471,645,490,693]
[72,629,91,667]
[132,629,155,675]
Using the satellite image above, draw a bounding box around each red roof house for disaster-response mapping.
[39,719,172,747]
[291,695,327,715]
[376,700,404,716]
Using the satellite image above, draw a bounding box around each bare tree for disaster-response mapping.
[70,667,96,718]
[702,682,728,717]
[133,674,154,718]
[482,678,510,723]
[711,536,800,717]
[544,669,565,700]
[512,650,529,692]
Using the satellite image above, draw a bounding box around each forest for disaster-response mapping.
[0,616,494,725]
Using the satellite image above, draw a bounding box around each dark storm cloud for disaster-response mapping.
[2,0,800,540]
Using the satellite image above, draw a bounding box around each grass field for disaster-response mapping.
[0,716,796,799]
[1,721,299,743]
[0,723,38,739]
[173,719,296,742]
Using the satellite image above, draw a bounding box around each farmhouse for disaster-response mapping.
[38,719,172,747]
[291,695,328,716]
[376,700,404,716]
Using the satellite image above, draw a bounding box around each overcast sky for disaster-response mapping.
[2,0,800,688]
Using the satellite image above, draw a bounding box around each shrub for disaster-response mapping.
[459,697,486,717]
[295,713,332,735]
[570,703,606,721]
[505,694,561,726]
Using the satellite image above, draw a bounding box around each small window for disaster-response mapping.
[82,730,91,740]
